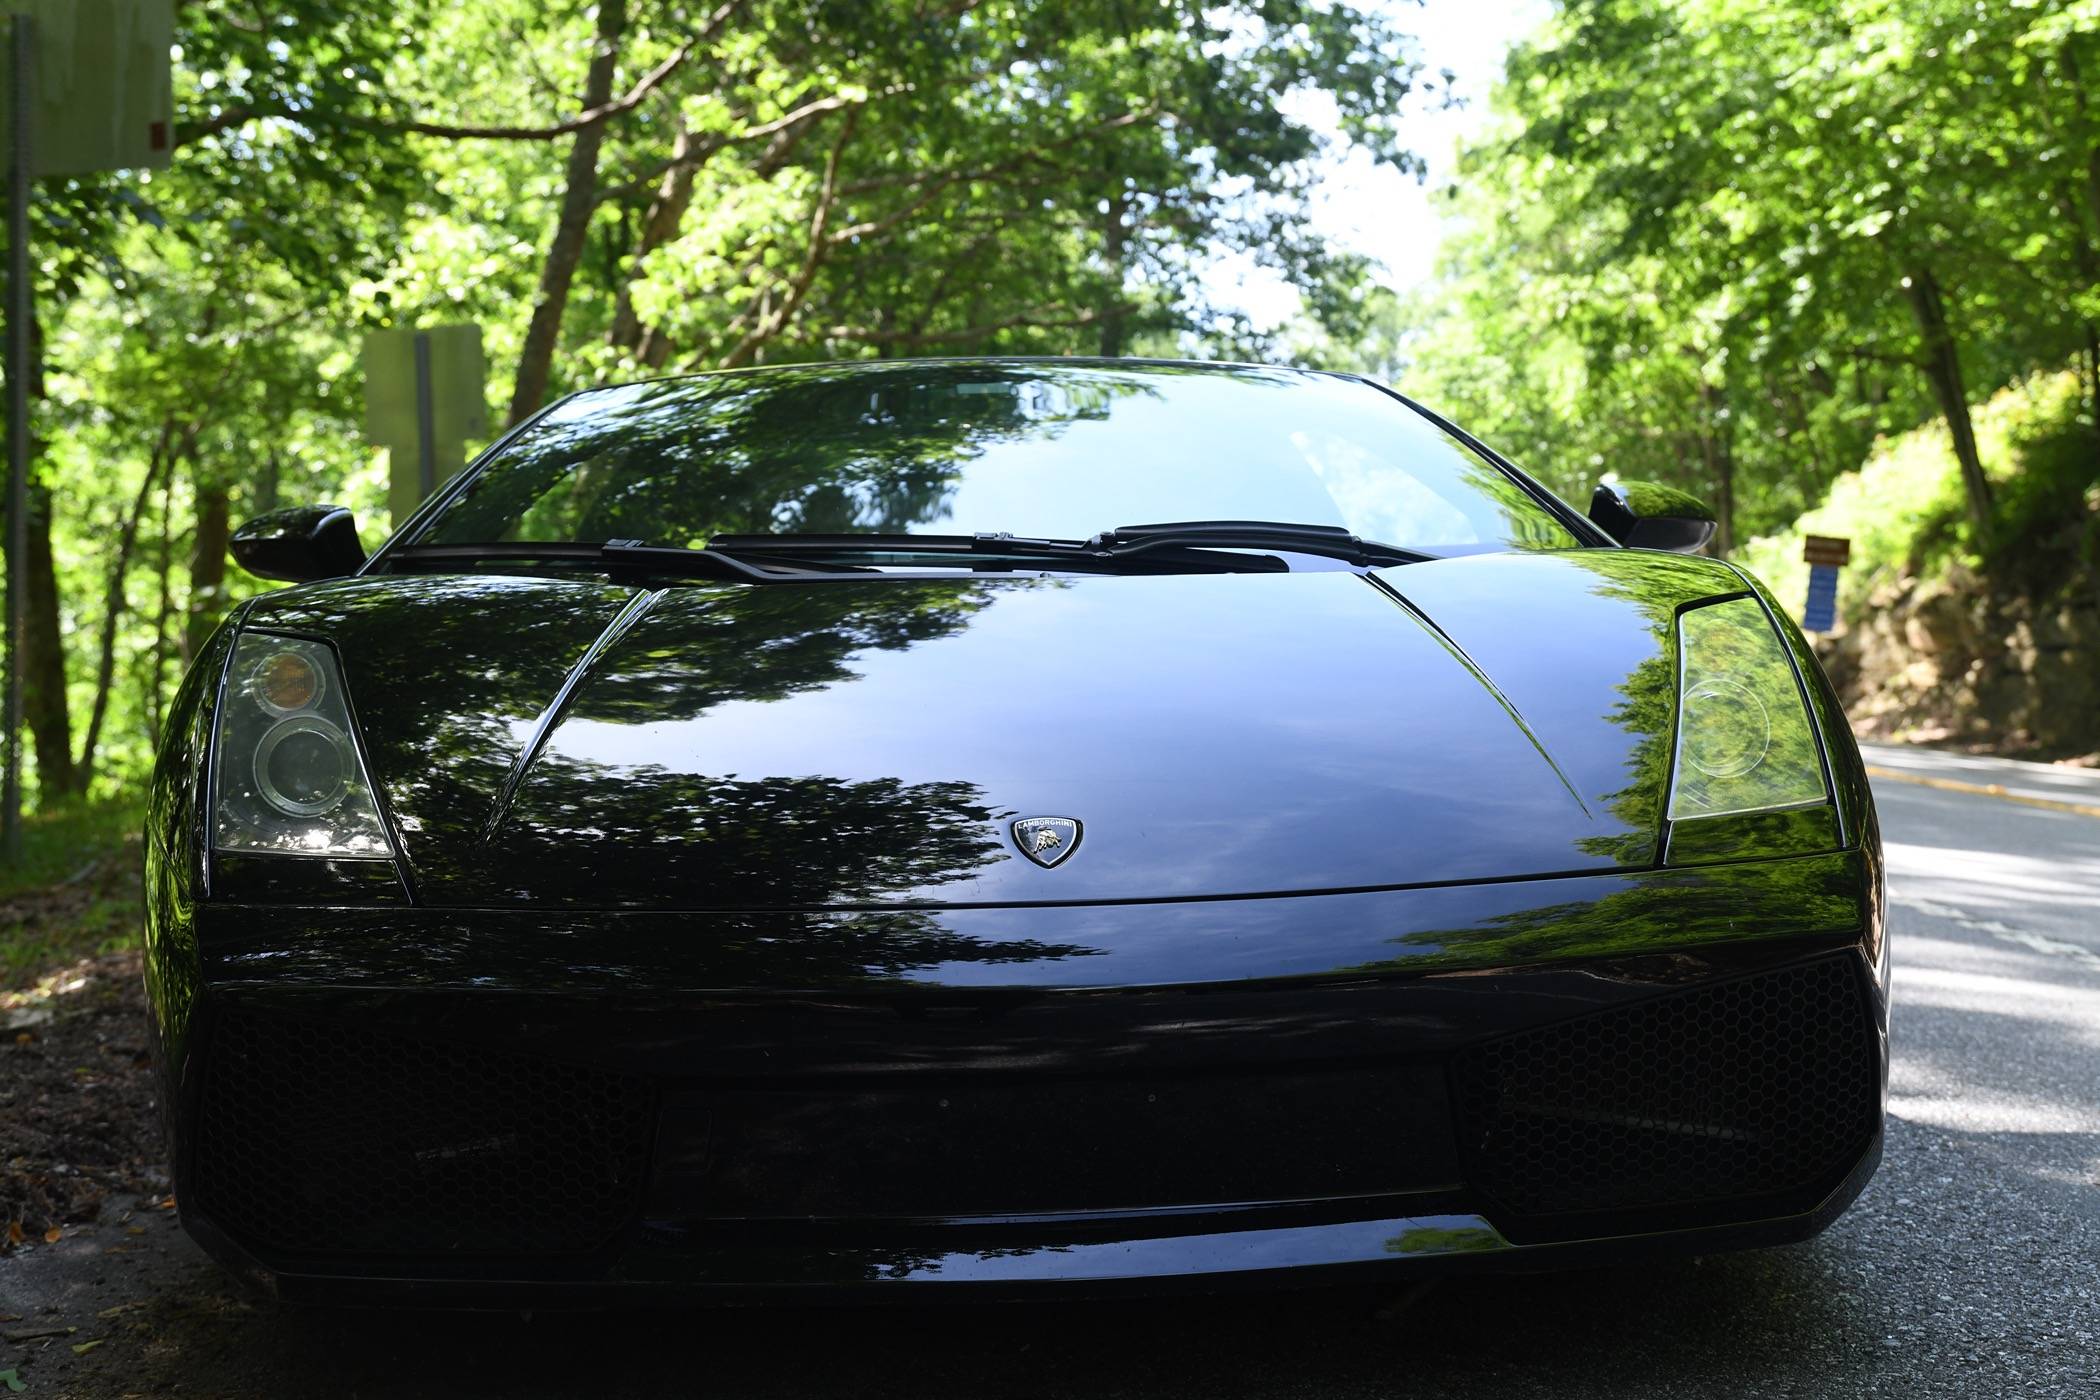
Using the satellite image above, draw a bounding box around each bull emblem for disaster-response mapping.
[1011,817,1081,869]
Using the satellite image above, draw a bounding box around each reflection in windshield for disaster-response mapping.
[406,361,1580,555]
[563,581,997,725]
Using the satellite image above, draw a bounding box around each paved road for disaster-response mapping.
[5,744,2098,1397]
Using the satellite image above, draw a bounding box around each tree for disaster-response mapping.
[2,0,1431,809]
[1408,0,2100,553]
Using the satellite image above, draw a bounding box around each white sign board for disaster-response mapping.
[362,325,488,527]
[0,0,174,175]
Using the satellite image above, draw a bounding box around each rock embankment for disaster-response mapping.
[1818,562,2100,756]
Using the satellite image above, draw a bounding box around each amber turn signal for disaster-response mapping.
[252,650,323,715]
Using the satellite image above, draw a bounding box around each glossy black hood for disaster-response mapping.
[240,549,1742,908]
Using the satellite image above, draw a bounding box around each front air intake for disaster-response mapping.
[1451,954,1879,1233]
[191,1008,653,1260]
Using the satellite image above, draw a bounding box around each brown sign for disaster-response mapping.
[1802,534,1852,567]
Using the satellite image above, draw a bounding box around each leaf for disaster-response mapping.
[70,1339,104,1356]
[0,1367,23,1392]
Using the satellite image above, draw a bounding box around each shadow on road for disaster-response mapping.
[11,1214,1881,1400]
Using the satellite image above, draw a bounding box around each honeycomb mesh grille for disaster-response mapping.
[192,1009,654,1258]
[1452,956,1878,1223]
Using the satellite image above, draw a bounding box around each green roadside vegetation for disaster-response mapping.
[0,797,143,988]
[1739,371,2100,622]
[1398,0,2100,682]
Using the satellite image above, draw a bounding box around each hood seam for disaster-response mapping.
[478,586,666,846]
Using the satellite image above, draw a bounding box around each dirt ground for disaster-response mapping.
[2,950,167,1249]
[0,942,177,1398]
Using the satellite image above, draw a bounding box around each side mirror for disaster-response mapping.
[1588,481,1718,554]
[230,506,368,582]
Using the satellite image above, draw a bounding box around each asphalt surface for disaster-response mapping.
[5,742,2099,1398]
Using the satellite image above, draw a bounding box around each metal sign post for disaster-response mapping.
[412,330,438,499]
[3,13,32,861]
[0,1,171,857]
[1801,534,1851,634]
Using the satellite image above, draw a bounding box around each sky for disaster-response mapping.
[1223,0,1552,330]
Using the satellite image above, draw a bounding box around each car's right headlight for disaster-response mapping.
[1667,596,1830,822]
[212,632,395,858]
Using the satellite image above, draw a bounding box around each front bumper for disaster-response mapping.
[185,1135,1885,1308]
[156,852,1890,1305]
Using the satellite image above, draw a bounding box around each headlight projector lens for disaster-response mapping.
[254,716,352,816]
[251,650,324,715]
[1680,676,1770,778]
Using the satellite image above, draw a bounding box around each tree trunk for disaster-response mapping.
[20,483,72,802]
[185,481,231,664]
[609,123,699,358]
[2054,183,2100,436]
[148,467,176,741]
[2060,39,2100,233]
[508,0,629,426]
[256,447,281,515]
[714,113,855,370]
[2048,40,2100,455]
[2085,328,2100,440]
[1903,266,1992,526]
[75,429,180,792]
[1696,379,1735,557]
[1714,444,1734,559]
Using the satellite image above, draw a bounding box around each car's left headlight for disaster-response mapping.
[1668,596,1829,821]
[212,633,395,858]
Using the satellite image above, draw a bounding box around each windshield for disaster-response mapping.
[401,361,1581,556]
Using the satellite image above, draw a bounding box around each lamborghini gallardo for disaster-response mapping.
[144,360,1887,1303]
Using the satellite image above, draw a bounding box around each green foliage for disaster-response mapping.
[1737,371,2100,614]
[0,796,138,903]
[1981,387,2100,595]
[0,796,141,983]
[1405,0,2100,568]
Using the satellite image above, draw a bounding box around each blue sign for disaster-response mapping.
[1802,563,1840,633]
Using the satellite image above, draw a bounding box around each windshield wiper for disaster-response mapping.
[705,532,1287,574]
[386,540,873,581]
[393,524,1425,582]
[1087,520,1429,567]
[706,523,1426,572]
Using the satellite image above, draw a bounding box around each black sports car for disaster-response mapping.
[145,359,1886,1304]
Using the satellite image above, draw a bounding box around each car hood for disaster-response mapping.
[242,550,1740,908]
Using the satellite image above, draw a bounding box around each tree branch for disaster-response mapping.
[835,107,1156,199]
[592,83,916,203]
[818,307,1106,349]
[177,0,745,148]
[716,111,859,368]
[737,85,912,148]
